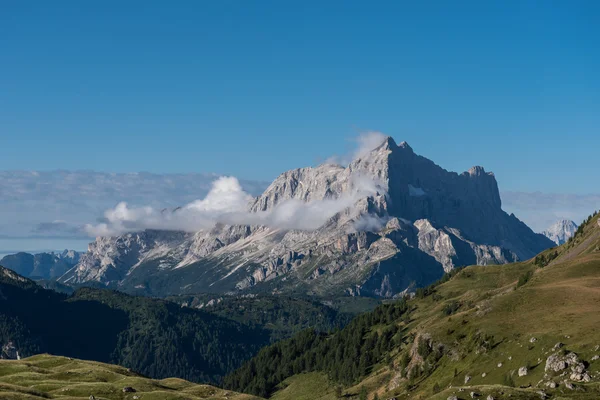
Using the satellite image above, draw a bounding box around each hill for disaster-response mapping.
[0,268,269,384]
[0,354,261,400]
[225,211,600,399]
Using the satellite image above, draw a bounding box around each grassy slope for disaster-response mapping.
[264,213,600,399]
[0,354,261,400]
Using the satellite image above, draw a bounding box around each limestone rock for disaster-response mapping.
[60,137,553,297]
[542,220,578,245]
[518,366,528,376]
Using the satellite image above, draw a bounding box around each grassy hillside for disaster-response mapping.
[0,269,269,384]
[0,354,261,400]
[226,211,600,399]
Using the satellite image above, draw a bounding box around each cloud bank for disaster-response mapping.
[85,175,384,237]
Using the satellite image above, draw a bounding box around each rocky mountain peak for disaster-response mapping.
[62,138,554,298]
[542,219,578,245]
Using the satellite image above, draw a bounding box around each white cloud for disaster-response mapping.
[353,131,387,160]
[84,174,384,237]
[325,131,388,165]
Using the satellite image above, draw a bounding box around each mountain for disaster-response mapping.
[60,138,553,298]
[542,219,578,245]
[0,266,269,384]
[0,250,82,280]
[225,211,600,399]
[0,354,260,400]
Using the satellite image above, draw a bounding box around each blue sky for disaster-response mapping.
[1,1,599,194]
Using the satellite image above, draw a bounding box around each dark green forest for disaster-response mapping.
[169,294,361,342]
[223,300,410,397]
[0,267,268,384]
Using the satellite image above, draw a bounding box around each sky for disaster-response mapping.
[0,1,599,255]
[1,1,598,194]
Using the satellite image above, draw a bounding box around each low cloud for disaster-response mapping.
[85,174,385,237]
[85,133,391,237]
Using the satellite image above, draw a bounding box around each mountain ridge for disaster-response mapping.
[59,137,553,298]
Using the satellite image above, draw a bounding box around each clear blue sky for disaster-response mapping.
[1,1,598,194]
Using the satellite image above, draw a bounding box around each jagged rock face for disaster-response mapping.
[60,137,552,297]
[64,230,189,284]
[543,219,578,245]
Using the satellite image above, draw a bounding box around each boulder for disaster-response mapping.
[518,366,528,377]
[122,387,136,393]
[564,381,574,390]
[464,375,472,384]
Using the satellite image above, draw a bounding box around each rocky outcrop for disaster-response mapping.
[545,351,590,382]
[60,137,553,297]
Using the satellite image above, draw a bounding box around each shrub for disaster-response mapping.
[517,271,533,288]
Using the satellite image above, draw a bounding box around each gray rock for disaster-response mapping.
[545,381,557,388]
[542,220,578,245]
[518,366,528,376]
[447,396,458,400]
[486,396,494,400]
[537,390,547,399]
[60,137,553,297]
[465,375,472,384]
[564,381,574,390]
[122,387,136,393]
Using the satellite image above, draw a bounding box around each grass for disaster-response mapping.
[0,354,261,400]
[345,212,600,400]
[270,373,337,400]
